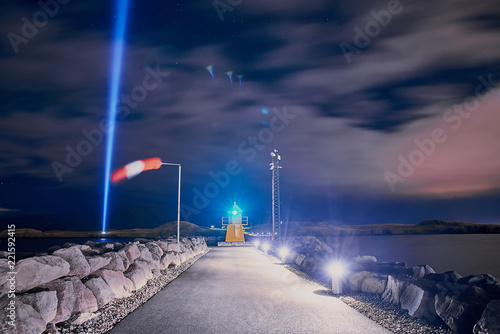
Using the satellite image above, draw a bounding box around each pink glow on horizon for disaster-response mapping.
[383,88,500,197]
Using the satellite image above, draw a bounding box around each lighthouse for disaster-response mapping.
[222,202,248,242]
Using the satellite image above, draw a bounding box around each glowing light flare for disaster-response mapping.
[254,240,261,248]
[328,261,347,277]
[232,210,238,215]
[226,71,233,86]
[279,247,289,258]
[102,0,131,234]
[237,74,243,87]
[262,242,270,253]
[206,65,215,81]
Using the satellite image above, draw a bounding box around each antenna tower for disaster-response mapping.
[270,149,282,241]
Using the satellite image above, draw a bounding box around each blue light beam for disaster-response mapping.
[102,0,130,234]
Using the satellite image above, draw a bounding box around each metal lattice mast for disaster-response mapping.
[270,149,282,241]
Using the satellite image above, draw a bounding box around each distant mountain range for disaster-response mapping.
[252,220,500,236]
[1,217,499,239]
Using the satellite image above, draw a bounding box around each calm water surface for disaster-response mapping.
[321,234,500,279]
[4,234,500,279]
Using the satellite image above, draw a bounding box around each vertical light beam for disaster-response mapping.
[102,0,130,234]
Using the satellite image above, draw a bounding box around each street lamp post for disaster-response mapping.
[162,163,181,245]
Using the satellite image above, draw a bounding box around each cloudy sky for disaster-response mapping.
[1,0,499,230]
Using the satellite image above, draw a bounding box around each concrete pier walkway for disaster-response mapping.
[109,247,391,334]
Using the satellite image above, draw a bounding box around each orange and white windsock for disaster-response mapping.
[111,157,162,183]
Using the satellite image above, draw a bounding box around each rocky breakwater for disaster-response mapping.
[0,237,208,334]
[278,236,500,334]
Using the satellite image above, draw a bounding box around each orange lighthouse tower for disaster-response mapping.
[222,202,248,242]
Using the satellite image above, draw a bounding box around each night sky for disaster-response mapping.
[1,0,500,231]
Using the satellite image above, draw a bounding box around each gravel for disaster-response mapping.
[50,249,210,334]
[50,249,457,334]
[282,263,457,334]
[339,293,456,334]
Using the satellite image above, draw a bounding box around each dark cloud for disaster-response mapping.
[1,0,499,227]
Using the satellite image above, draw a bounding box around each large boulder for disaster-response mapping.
[350,255,377,272]
[435,286,491,333]
[86,255,112,273]
[178,251,188,264]
[159,252,177,270]
[169,252,181,267]
[146,242,164,259]
[294,254,306,267]
[84,277,115,308]
[53,246,91,279]
[382,275,410,305]
[473,299,500,334]
[67,276,98,314]
[117,249,131,271]
[425,271,463,290]
[0,259,9,287]
[190,238,203,253]
[361,273,388,294]
[286,236,334,258]
[84,240,102,247]
[124,260,154,290]
[137,245,154,263]
[0,296,46,334]
[182,248,194,261]
[122,243,141,263]
[75,244,99,256]
[400,281,439,323]
[98,270,134,298]
[155,240,170,252]
[84,241,115,255]
[102,252,127,272]
[15,255,70,292]
[460,274,500,299]
[97,243,115,254]
[40,278,76,323]
[167,242,180,253]
[462,274,499,286]
[354,255,377,264]
[18,291,58,324]
[349,271,371,292]
[412,264,435,279]
[300,256,323,275]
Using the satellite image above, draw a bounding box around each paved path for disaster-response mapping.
[109,247,392,334]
